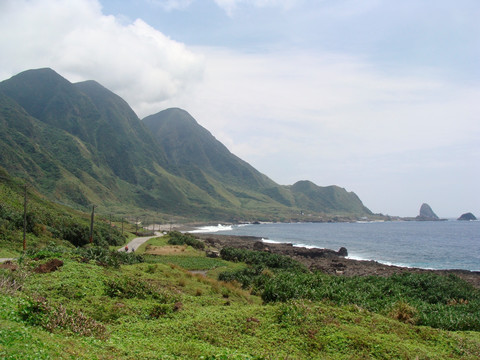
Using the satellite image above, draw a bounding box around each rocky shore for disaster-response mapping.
[194,233,480,288]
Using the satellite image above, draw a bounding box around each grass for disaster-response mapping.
[1,237,480,359]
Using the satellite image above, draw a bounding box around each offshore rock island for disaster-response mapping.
[415,203,446,221]
[458,212,477,221]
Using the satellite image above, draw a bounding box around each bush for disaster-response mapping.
[218,248,307,294]
[23,245,144,268]
[104,276,170,302]
[167,231,205,250]
[18,297,108,339]
[259,271,480,331]
[220,248,306,272]
[389,301,417,324]
[76,246,144,267]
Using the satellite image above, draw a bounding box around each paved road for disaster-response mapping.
[118,232,162,253]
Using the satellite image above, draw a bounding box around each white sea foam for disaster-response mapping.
[261,238,320,249]
[190,224,234,233]
[346,254,422,269]
[260,238,279,244]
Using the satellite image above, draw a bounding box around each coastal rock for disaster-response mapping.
[416,203,439,221]
[458,212,477,221]
[338,247,348,257]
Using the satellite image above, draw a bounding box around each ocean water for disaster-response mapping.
[192,221,480,271]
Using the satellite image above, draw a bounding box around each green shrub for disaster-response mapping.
[18,297,107,339]
[23,245,144,268]
[220,247,306,272]
[389,301,417,324]
[218,248,307,294]
[167,231,205,250]
[104,276,170,302]
[259,271,480,331]
[76,246,144,267]
[149,303,174,318]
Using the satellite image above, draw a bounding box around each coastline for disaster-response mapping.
[193,232,480,289]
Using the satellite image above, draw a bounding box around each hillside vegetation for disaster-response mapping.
[0,68,372,222]
[1,175,479,358]
[0,167,127,258]
[1,236,480,359]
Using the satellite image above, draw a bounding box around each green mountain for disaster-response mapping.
[289,180,370,215]
[143,108,295,206]
[0,68,372,221]
[143,108,372,217]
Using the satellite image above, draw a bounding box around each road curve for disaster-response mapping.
[118,232,162,253]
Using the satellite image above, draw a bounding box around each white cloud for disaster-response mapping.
[147,0,194,11]
[184,48,479,161]
[213,0,299,15]
[170,47,479,215]
[0,0,204,117]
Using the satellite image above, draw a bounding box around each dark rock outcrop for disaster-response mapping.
[416,203,439,221]
[458,212,477,221]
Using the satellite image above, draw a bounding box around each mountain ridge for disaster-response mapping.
[0,68,372,221]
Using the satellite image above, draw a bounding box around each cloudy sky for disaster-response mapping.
[1,0,479,217]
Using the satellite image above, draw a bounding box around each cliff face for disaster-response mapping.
[416,203,439,221]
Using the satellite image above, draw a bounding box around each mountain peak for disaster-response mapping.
[144,108,199,128]
[0,68,75,121]
[416,203,439,220]
[4,67,68,87]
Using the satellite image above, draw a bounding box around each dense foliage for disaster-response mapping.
[0,169,127,257]
[167,230,205,250]
[23,244,144,268]
[218,247,480,332]
[219,247,307,272]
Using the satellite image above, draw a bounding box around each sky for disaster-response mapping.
[0,0,479,218]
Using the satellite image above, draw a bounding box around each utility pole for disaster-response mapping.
[89,205,96,244]
[121,217,124,235]
[23,184,28,251]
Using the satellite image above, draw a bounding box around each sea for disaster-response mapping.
[191,220,480,272]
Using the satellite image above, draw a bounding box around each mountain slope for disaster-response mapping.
[289,180,372,215]
[143,108,295,207]
[143,109,371,216]
[0,69,223,216]
[0,68,372,220]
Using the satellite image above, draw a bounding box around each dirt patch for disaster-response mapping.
[34,259,64,274]
[189,270,207,277]
[0,261,18,271]
[145,245,188,256]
